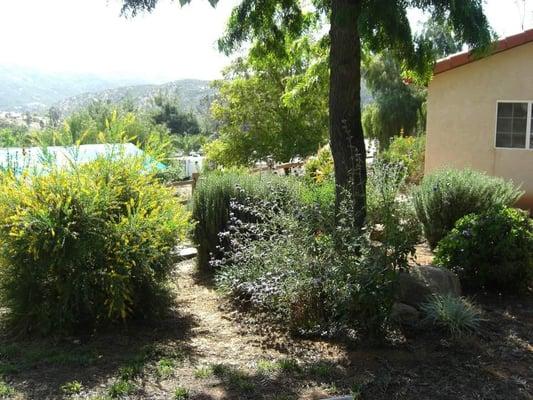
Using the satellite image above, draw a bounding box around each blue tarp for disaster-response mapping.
[0,143,166,174]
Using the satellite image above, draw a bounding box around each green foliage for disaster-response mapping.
[0,126,32,148]
[194,366,213,379]
[174,387,190,400]
[154,160,186,185]
[379,135,425,184]
[156,358,176,379]
[214,188,400,337]
[303,145,333,184]
[367,160,420,270]
[362,52,426,148]
[174,134,209,155]
[61,380,84,396]
[0,379,15,398]
[435,207,533,293]
[151,95,201,136]
[107,379,135,398]
[207,34,328,166]
[419,16,464,59]
[120,0,493,236]
[421,294,483,337]
[298,178,335,235]
[23,101,175,161]
[413,169,523,248]
[0,157,189,333]
[192,170,300,273]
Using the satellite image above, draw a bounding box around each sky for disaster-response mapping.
[0,0,532,83]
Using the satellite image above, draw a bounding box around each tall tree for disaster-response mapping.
[151,95,201,136]
[207,34,328,166]
[121,0,492,229]
[362,52,426,148]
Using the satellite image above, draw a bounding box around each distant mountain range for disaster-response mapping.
[0,64,371,119]
[0,65,150,112]
[54,79,214,117]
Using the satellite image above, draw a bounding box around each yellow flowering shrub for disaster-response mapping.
[0,157,189,333]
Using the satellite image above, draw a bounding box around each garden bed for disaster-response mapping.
[0,254,531,400]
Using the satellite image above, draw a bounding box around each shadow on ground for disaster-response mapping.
[0,304,200,399]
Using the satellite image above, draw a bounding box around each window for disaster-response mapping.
[495,101,533,149]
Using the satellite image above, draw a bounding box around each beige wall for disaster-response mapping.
[426,41,533,211]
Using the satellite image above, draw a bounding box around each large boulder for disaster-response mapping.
[397,265,461,309]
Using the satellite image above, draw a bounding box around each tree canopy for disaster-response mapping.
[120,0,493,229]
[206,34,328,166]
[362,52,426,148]
[151,95,201,136]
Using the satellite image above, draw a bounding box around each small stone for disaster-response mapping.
[390,302,420,324]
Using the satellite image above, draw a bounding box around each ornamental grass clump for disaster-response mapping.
[413,168,523,248]
[421,294,483,338]
[0,157,189,334]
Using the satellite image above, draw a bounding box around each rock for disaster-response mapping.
[390,302,420,324]
[323,397,353,400]
[397,265,461,309]
[177,246,197,260]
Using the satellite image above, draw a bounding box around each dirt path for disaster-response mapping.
[162,259,345,399]
[174,259,288,364]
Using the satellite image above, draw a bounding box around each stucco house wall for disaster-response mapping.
[426,39,533,210]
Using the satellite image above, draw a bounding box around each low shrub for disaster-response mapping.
[434,207,533,293]
[367,160,421,270]
[298,178,336,235]
[155,160,186,185]
[421,294,483,337]
[215,191,399,337]
[0,157,189,334]
[379,135,425,185]
[413,168,523,248]
[192,170,300,273]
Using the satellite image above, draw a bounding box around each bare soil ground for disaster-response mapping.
[1,253,532,400]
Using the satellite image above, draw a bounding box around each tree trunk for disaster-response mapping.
[329,0,366,230]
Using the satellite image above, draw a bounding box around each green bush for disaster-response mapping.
[215,191,399,337]
[367,160,421,270]
[379,135,425,184]
[298,178,335,235]
[192,170,300,273]
[0,157,189,333]
[413,168,523,248]
[434,207,533,293]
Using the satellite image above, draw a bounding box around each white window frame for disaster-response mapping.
[494,100,533,150]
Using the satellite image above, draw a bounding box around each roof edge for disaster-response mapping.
[434,28,533,75]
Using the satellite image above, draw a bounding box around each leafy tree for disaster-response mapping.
[0,126,31,147]
[121,0,492,229]
[362,52,426,148]
[151,95,201,136]
[47,106,62,128]
[206,34,328,166]
[420,16,464,59]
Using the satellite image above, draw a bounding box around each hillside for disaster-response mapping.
[54,79,214,117]
[0,65,145,112]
